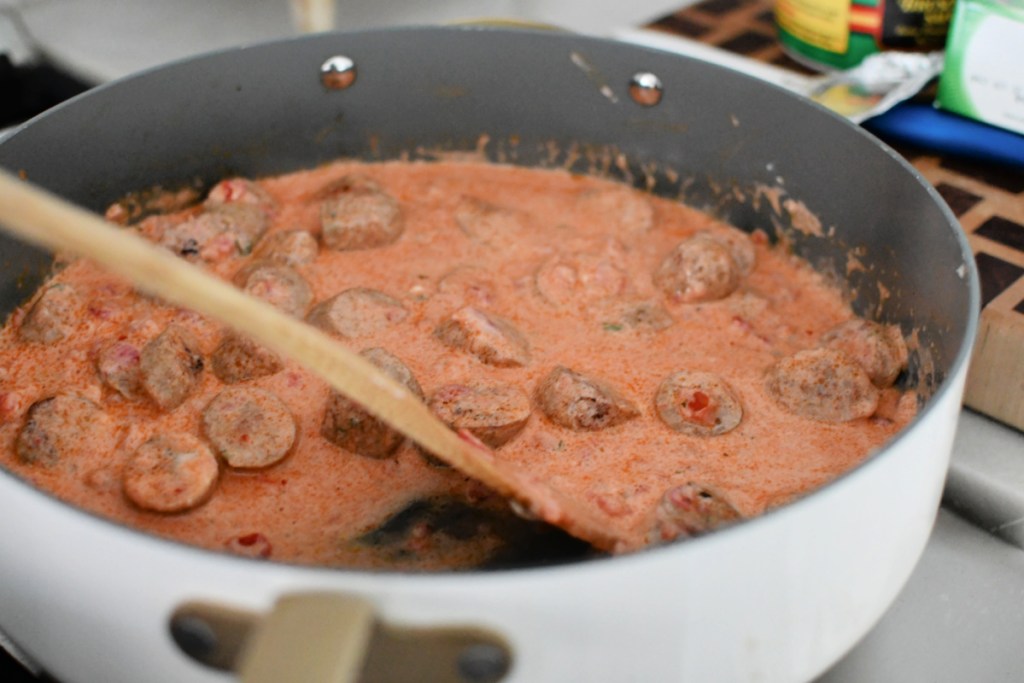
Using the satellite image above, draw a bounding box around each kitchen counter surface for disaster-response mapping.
[823,411,1024,682]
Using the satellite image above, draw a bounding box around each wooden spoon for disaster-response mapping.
[0,169,630,554]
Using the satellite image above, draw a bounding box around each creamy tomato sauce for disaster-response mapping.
[0,160,914,570]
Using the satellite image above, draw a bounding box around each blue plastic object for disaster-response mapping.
[863,102,1024,171]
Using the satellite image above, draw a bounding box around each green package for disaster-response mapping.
[936,0,1024,135]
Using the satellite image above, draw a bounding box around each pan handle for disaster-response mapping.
[237,593,373,683]
[170,592,513,683]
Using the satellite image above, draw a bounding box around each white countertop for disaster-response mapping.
[3,1,1024,680]
[823,411,1024,681]
[9,0,686,83]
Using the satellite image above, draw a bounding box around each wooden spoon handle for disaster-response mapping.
[0,170,627,553]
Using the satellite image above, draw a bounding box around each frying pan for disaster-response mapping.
[0,26,978,683]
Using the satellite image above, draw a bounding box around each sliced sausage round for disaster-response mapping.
[96,341,142,399]
[655,371,743,436]
[647,482,742,544]
[309,174,382,201]
[251,229,319,266]
[204,177,275,211]
[202,387,296,469]
[211,332,283,384]
[453,196,526,245]
[307,288,409,339]
[321,186,402,251]
[435,306,530,368]
[765,347,880,422]
[122,433,219,513]
[153,212,223,260]
[161,204,268,262]
[820,318,908,388]
[535,251,628,308]
[359,347,424,395]
[204,203,270,256]
[699,225,756,277]
[234,262,313,317]
[428,382,531,449]
[654,234,741,304]
[140,324,204,410]
[16,395,117,466]
[321,348,423,459]
[436,266,501,308]
[576,185,655,234]
[535,366,640,431]
[599,299,674,332]
[18,283,81,344]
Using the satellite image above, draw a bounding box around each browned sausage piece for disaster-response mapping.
[453,196,526,245]
[576,185,655,234]
[428,383,532,449]
[139,324,204,410]
[233,262,313,317]
[96,341,142,399]
[211,332,283,383]
[820,318,908,388]
[699,226,756,277]
[655,371,743,436]
[765,347,880,422]
[160,204,269,261]
[647,482,742,544]
[16,395,117,466]
[535,252,628,308]
[600,300,674,332]
[321,348,423,458]
[360,347,424,396]
[436,266,501,308]
[321,185,402,251]
[535,366,639,431]
[152,213,221,259]
[202,387,296,469]
[307,288,409,339]
[435,306,530,368]
[205,203,269,257]
[18,283,81,344]
[122,433,219,513]
[103,185,201,226]
[204,177,275,211]
[251,229,319,266]
[654,234,740,304]
[310,174,382,201]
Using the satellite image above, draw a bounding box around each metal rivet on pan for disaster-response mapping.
[321,55,357,90]
[457,642,512,683]
[169,603,255,671]
[169,613,219,663]
[629,72,663,106]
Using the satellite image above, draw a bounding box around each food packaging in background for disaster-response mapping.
[775,0,955,70]
[936,0,1024,136]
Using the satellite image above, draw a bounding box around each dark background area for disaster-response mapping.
[0,50,89,681]
[1,647,43,681]
[0,54,91,130]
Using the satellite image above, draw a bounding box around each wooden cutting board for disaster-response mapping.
[645,0,1024,432]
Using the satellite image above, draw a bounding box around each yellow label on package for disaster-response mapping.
[775,0,852,53]
[936,0,1024,136]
